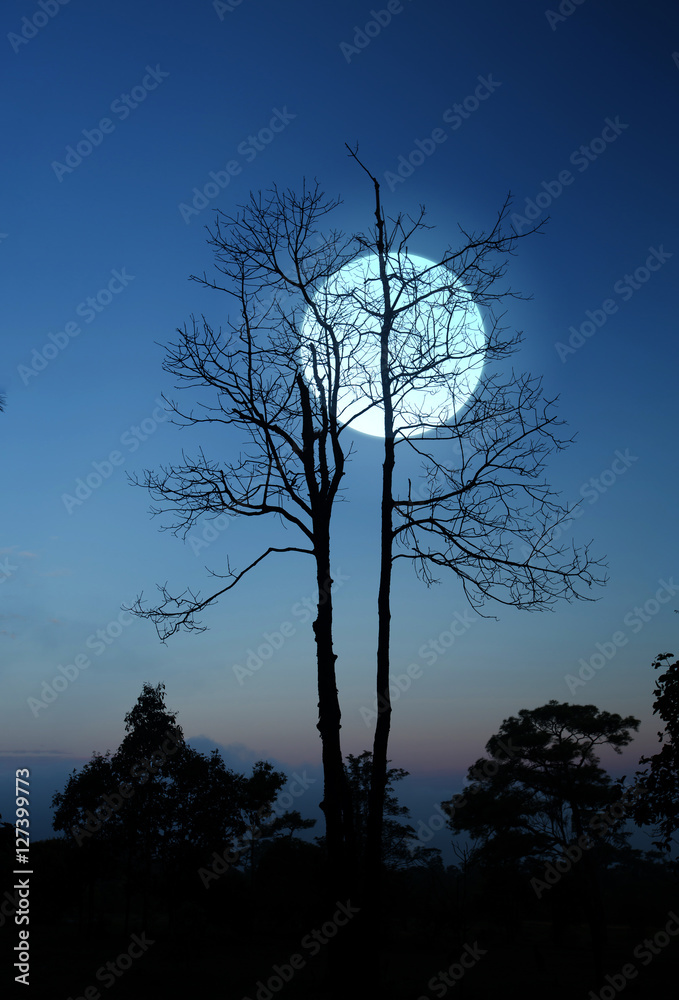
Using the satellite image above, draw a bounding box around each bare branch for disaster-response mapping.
[124,545,313,641]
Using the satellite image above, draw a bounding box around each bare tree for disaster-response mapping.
[129,157,606,992]
[127,183,377,938]
[340,149,606,964]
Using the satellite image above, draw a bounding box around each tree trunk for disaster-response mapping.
[365,432,394,881]
[362,282,396,989]
[313,526,357,992]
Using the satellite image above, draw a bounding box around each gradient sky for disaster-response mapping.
[2,0,678,852]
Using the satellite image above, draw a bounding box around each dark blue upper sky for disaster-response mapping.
[2,0,678,845]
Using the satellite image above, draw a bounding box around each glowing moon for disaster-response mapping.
[300,253,485,437]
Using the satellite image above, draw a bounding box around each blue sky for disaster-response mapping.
[1,0,678,851]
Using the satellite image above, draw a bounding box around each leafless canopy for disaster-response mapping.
[128,164,605,637]
[346,146,606,616]
[127,182,370,637]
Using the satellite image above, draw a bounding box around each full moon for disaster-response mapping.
[300,253,486,437]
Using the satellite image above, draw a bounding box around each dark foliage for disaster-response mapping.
[634,652,679,851]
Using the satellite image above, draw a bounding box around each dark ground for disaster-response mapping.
[6,916,678,999]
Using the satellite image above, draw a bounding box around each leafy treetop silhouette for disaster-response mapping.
[443,700,640,862]
[52,683,289,868]
[634,651,679,851]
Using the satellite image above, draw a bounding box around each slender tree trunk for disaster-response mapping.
[297,368,356,993]
[365,432,394,889]
[360,432,395,994]
[363,253,396,988]
[314,534,347,891]
[313,524,357,993]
